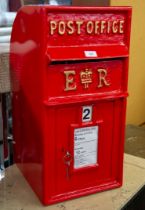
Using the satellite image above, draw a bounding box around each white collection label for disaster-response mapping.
[74,126,98,169]
[84,51,97,57]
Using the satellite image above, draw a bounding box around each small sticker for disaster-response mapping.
[84,51,97,57]
[82,106,92,122]
[74,126,98,169]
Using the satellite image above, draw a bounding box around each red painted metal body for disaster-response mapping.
[10,6,132,205]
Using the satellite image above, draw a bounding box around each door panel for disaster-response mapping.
[54,100,117,194]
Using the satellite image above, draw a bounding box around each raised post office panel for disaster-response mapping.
[10,6,131,205]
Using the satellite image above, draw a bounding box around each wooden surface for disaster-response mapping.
[0,154,145,210]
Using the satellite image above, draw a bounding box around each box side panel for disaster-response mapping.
[10,6,46,201]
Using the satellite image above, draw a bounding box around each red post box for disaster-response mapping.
[10,6,132,205]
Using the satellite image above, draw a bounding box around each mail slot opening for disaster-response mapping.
[49,56,125,65]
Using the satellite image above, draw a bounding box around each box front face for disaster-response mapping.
[44,59,127,200]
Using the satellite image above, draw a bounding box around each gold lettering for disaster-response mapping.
[119,20,124,33]
[58,21,65,35]
[67,21,74,34]
[112,21,118,33]
[107,21,111,34]
[50,21,57,35]
[87,21,94,34]
[100,21,106,33]
[95,21,100,34]
[97,69,110,88]
[64,71,77,91]
[76,21,83,34]
[50,19,125,36]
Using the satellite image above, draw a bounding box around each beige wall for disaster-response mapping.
[111,0,145,125]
